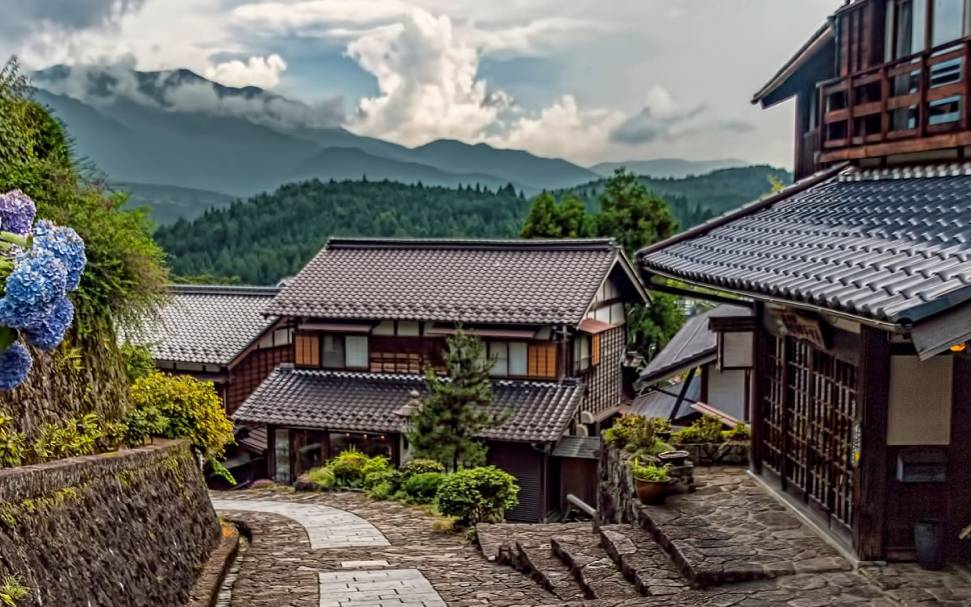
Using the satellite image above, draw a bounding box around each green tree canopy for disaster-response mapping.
[595,168,678,258]
[406,331,504,471]
[520,192,591,238]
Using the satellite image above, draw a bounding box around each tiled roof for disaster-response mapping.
[638,165,971,324]
[631,376,701,423]
[638,304,750,386]
[126,285,279,366]
[265,238,625,325]
[233,366,582,443]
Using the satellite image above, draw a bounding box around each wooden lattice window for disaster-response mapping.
[294,334,320,367]
[591,334,602,366]
[528,343,557,379]
[760,334,857,531]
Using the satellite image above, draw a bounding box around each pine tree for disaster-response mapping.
[406,330,503,471]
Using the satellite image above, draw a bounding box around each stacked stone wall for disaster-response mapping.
[0,440,219,607]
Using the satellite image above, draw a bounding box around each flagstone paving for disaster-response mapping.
[211,488,971,607]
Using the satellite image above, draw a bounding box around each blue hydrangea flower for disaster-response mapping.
[0,342,32,390]
[0,248,67,329]
[24,297,74,351]
[0,190,36,237]
[31,220,86,291]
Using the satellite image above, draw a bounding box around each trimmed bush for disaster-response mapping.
[399,458,445,481]
[307,466,335,490]
[402,472,446,504]
[436,466,519,526]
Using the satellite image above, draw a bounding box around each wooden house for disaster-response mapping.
[233,238,647,521]
[639,0,971,563]
[632,304,753,426]
[126,284,292,480]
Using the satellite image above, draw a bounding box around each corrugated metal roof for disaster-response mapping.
[265,238,631,325]
[638,304,750,385]
[552,436,601,460]
[631,376,701,423]
[124,285,279,366]
[233,366,582,443]
[639,165,971,325]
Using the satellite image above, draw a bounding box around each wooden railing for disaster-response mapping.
[818,38,971,158]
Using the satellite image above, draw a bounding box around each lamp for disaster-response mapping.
[950,343,967,353]
[394,390,422,417]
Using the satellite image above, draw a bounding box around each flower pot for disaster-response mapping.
[658,450,690,467]
[634,477,672,505]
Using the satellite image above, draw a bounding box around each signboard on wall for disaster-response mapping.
[779,311,830,350]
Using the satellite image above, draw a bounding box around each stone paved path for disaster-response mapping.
[212,489,971,607]
[211,498,390,549]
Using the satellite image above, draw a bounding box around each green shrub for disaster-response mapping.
[328,449,370,488]
[399,458,446,481]
[95,419,127,452]
[721,423,751,442]
[604,414,669,454]
[307,466,335,490]
[120,343,156,383]
[362,455,392,478]
[363,469,398,491]
[402,472,447,504]
[629,459,670,482]
[368,481,395,501]
[129,372,235,481]
[672,415,724,445]
[121,405,170,448]
[436,466,519,526]
[0,413,25,468]
[33,413,103,460]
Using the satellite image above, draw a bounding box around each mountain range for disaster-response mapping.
[31,65,761,223]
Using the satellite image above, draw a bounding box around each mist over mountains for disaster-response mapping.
[31,65,772,224]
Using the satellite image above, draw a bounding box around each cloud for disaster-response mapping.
[204,54,288,88]
[487,95,625,164]
[345,9,507,145]
[609,85,707,145]
[0,0,146,38]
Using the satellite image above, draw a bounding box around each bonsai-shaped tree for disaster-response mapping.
[406,330,504,471]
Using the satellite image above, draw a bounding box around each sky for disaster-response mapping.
[0,0,843,168]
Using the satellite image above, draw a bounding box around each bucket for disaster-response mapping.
[914,519,946,571]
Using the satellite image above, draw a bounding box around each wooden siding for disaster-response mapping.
[528,342,558,379]
[488,442,546,522]
[226,345,292,414]
[579,325,626,418]
[295,334,320,367]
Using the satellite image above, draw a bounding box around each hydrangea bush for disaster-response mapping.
[0,190,86,390]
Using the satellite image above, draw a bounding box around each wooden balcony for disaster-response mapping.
[818,38,971,164]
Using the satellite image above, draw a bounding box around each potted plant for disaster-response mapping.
[629,458,672,505]
[657,450,690,467]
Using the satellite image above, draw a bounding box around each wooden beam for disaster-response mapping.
[819,129,971,162]
[852,326,891,561]
[750,302,767,474]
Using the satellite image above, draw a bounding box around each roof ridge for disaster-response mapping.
[283,366,582,389]
[170,284,280,296]
[326,237,618,252]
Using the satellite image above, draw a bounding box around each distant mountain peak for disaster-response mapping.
[590,158,749,179]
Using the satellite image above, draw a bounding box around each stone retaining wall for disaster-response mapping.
[0,440,219,607]
[597,446,640,525]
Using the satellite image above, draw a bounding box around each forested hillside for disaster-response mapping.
[155,180,529,284]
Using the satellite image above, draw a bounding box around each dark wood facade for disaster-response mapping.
[747,304,971,561]
[762,0,971,178]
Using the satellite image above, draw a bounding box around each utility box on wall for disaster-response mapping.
[896,448,948,483]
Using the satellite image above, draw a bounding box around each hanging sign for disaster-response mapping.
[780,311,831,350]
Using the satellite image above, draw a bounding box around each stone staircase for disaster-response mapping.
[477,469,854,603]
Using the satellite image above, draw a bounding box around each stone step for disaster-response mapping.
[514,540,588,602]
[550,531,641,600]
[599,524,689,598]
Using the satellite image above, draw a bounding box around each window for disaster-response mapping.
[928,95,962,124]
[574,335,591,373]
[294,334,320,367]
[488,342,508,376]
[888,0,927,59]
[274,428,290,483]
[528,343,557,379]
[346,335,368,368]
[323,334,345,368]
[509,342,528,376]
[933,0,965,46]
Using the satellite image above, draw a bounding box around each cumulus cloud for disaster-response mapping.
[486,95,625,164]
[345,9,507,145]
[204,54,288,89]
[610,85,707,145]
[0,0,145,39]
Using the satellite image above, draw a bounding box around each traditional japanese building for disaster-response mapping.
[639,0,971,563]
[233,237,647,521]
[127,284,292,480]
[632,304,753,426]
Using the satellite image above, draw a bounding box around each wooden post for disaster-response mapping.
[852,326,891,561]
[750,303,766,474]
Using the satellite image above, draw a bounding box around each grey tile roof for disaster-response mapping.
[638,165,971,324]
[631,376,701,423]
[638,304,750,386]
[233,366,583,443]
[127,285,279,366]
[265,238,625,325]
[552,436,602,460]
